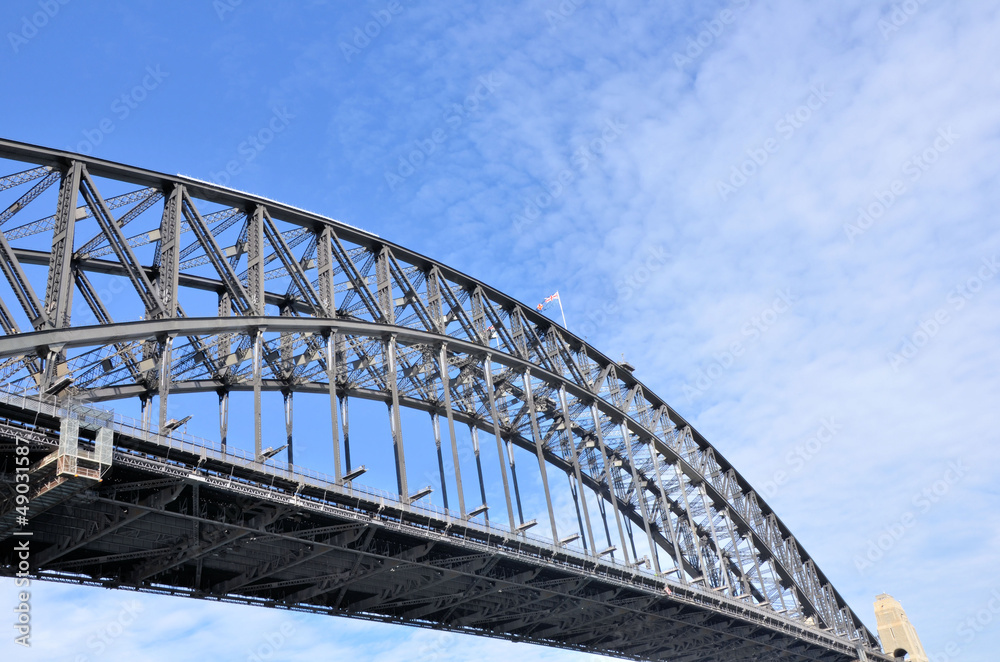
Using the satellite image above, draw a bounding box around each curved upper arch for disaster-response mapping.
[0,138,879,650]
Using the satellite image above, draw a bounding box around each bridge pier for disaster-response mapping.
[874,594,928,662]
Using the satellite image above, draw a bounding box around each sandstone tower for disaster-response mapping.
[873,593,928,662]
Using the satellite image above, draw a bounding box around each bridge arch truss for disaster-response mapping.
[0,139,883,661]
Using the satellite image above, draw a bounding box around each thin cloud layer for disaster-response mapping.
[1,1,998,660]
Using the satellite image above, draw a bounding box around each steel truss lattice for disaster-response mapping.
[0,139,886,662]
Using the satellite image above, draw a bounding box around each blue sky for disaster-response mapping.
[2,1,1000,660]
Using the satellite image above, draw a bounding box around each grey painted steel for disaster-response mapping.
[0,138,883,658]
[0,401,887,662]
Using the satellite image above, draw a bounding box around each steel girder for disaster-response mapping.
[0,138,881,657]
[0,403,881,662]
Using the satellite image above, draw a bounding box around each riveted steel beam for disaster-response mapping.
[0,138,882,648]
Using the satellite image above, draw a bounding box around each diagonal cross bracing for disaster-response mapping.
[0,139,884,655]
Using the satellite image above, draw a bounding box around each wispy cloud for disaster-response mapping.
[3,1,999,659]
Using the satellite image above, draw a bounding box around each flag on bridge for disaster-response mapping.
[535,291,568,329]
[536,291,560,310]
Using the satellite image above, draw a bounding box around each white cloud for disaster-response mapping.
[3,1,998,659]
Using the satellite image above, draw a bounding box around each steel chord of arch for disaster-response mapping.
[0,137,881,652]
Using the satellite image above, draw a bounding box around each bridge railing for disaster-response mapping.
[0,387,880,658]
[0,388,607,566]
[111,412,606,559]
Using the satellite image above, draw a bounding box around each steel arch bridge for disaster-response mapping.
[0,138,887,662]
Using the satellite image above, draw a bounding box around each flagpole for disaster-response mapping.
[555,291,568,330]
